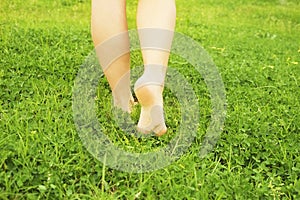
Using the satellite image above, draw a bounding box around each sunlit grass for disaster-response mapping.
[1,0,299,199]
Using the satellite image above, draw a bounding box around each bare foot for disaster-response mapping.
[135,84,167,136]
[112,71,136,113]
[112,91,135,113]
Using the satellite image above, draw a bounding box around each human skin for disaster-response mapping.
[91,0,176,136]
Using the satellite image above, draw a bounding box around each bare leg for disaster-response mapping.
[135,0,176,136]
[91,0,133,112]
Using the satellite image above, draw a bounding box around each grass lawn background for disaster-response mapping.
[1,0,300,199]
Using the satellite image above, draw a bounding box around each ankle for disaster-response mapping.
[135,84,163,107]
[134,64,167,91]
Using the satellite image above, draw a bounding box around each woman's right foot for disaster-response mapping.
[135,84,167,136]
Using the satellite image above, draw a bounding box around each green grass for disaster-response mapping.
[1,0,300,199]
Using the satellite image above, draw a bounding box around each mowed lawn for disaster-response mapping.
[1,0,300,199]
